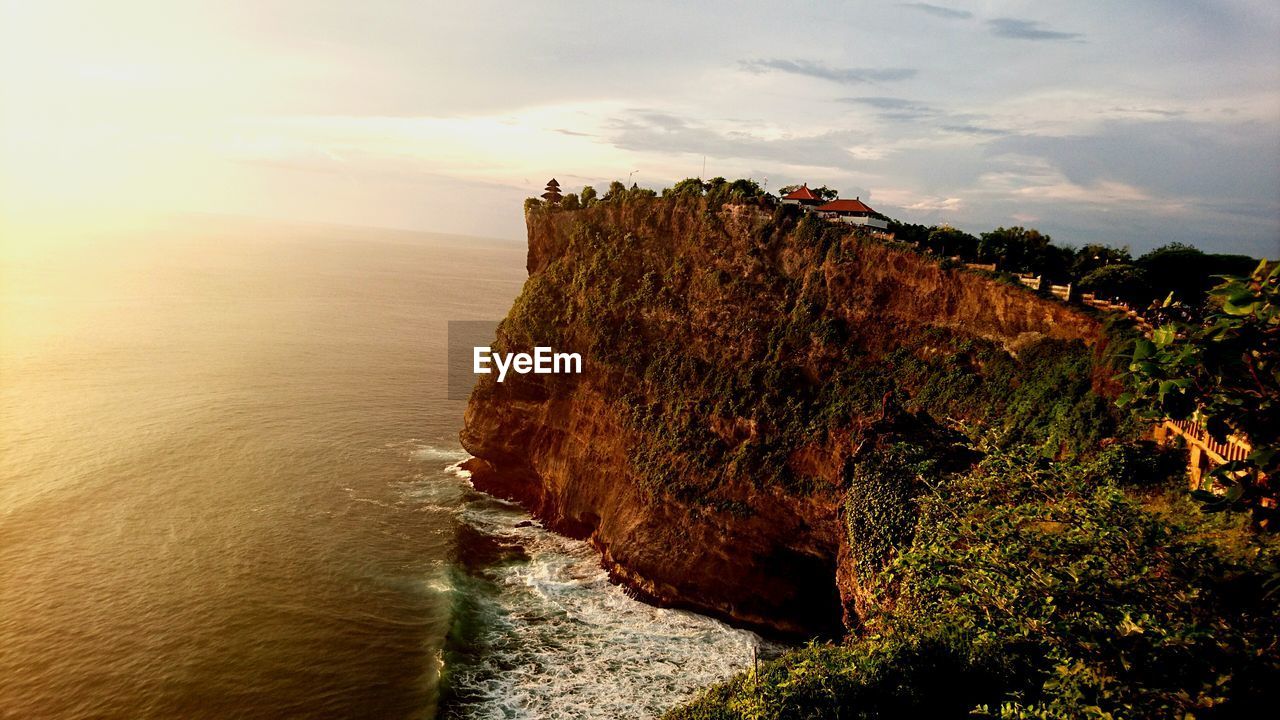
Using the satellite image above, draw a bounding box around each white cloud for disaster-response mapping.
[874,189,964,212]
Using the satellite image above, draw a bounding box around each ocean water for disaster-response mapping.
[0,217,769,719]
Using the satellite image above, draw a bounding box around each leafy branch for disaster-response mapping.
[1118,259,1279,521]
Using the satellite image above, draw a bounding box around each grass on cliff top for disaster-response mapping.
[666,442,1280,720]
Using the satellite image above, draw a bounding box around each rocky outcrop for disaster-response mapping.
[461,198,1109,637]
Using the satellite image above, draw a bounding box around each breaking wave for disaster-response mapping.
[403,447,776,719]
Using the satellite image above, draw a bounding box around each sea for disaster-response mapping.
[0,216,769,719]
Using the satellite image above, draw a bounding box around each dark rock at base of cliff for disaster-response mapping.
[453,522,530,574]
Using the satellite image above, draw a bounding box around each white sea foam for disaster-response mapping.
[392,442,774,718]
[384,445,475,511]
[447,488,777,719]
[412,445,471,463]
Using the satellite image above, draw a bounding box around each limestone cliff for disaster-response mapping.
[461,197,1115,637]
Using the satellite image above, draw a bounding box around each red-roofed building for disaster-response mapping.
[816,197,888,229]
[780,184,823,207]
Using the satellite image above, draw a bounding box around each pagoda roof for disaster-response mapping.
[782,185,820,201]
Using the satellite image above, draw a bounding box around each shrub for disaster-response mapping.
[844,442,935,580]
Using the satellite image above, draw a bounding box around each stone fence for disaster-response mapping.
[1079,293,1153,331]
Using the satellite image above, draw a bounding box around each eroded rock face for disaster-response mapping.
[461,377,845,638]
[461,199,1106,637]
[820,239,1100,353]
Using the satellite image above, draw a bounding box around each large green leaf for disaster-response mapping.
[1132,338,1154,361]
[1131,360,1159,375]
[1222,291,1259,316]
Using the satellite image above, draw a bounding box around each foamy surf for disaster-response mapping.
[433,453,777,719]
[413,445,472,463]
[393,443,774,718]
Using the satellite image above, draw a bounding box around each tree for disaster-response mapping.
[926,225,978,260]
[1136,243,1209,307]
[886,220,930,248]
[1072,243,1131,278]
[602,180,628,202]
[975,226,1080,281]
[811,185,839,201]
[561,192,580,211]
[664,177,706,199]
[1137,243,1258,311]
[1078,264,1150,305]
[628,184,657,200]
[726,178,763,200]
[580,185,598,207]
[1039,244,1078,284]
[1120,260,1279,521]
[704,177,763,205]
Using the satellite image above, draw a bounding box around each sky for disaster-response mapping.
[2,1,1279,257]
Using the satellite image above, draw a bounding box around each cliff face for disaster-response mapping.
[462,379,844,636]
[461,198,1110,637]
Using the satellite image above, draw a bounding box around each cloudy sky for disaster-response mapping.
[3,1,1278,256]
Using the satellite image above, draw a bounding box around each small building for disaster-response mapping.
[779,185,824,207]
[815,197,888,229]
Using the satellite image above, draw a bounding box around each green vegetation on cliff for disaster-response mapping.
[669,444,1280,719]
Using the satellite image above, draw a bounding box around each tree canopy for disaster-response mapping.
[925,225,978,259]
[976,226,1075,280]
[664,177,706,198]
[1078,264,1151,305]
[1071,243,1132,278]
[602,180,628,202]
[1137,243,1258,309]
